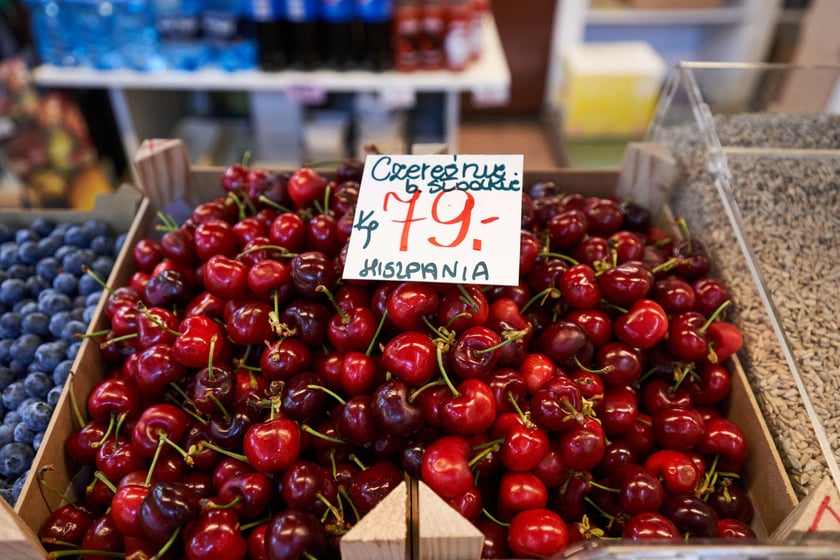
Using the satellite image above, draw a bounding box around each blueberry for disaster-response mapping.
[64,224,91,248]
[35,257,61,283]
[7,264,33,280]
[29,218,54,238]
[11,473,27,500]
[1,382,25,412]
[0,243,19,268]
[0,339,12,364]
[61,320,87,343]
[0,312,22,339]
[32,431,43,451]
[17,240,41,264]
[48,311,72,339]
[0,442,34,477]
[11,334,41,364]
[62,248,96,275]
[0,279,27,306]
[35,340,68,370]
[83,305,97,323]
[65,341,82,360]
[21,312,50,337]
[17,301,38,315]
[52,272,79,295]
[53,359,74,386]
[13,422,37,443]
[3,411,20,426]
[7,358,27,376]
[53,244,75,261]
[90,255,115,279]
[0,367,14,390]
[19,399,52,431]
[115,233,127,254]
[82,219,109,239]
[90,235,114,256]
[23,372,53,399]
[25,275,51,297]
[78,274,101,296]
[0,425,12,447]
[14,229,38,244]
[38,289,73,315]
[36,235,62,257]
[47,386,63,406]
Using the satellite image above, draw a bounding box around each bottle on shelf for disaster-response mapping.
[320,0,357,70]
[73,0,118,69]
[152,0,210,70]
[418,0,445,69]
[113,0,167,72]
[355,0,393,71]
[204,0,258,70]
[249,0,288,70]
[282,0,321,69]
[392,0,421,72]
[24,0,76,67]
[443,0,472,71]
[469,0,487,61]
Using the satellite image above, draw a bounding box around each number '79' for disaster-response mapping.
[383,190,476,252]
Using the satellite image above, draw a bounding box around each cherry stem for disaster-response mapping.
[205,495,243,510]
[48,550,124,559]
[316,284,349,324]
[207,393,230,419]
[99,331,138,348]
[474,328,530,355]
[348,454,367,470]
[520,286,561,314]
[206,335,218,380]
[307,384,347,406]
[365,309,389,357]
[194,440,248,463]
[583,496,616,523]
[408,378,446,403]
[537,251,579,266]
[93,413,116,449]
[573,355,614,375]
[481,508,510,528]
[338,487,361,523]
[237,244,297,259]
[317,492,344,525]
[155,211,179,232]
[675,216,691,244]
[468,444,499,468]
[80,265,115,296]
[93,470,117,494]
[700,300,732,333]
[145,437,166,487]
[67,373,86,428]
[445,310,472,331]
[227,190,248,222]
[589,480,619,493]
[436,345,460,397]
[651,257,681,275]
[241,515,272,532]
[150,526,181,560]
[37,466,78,510]
[456,284,479,311]
[257,194,293,214]
[507,392,535,429]
[159,432,194,467]
[301,424,347,445]
[472,437,504,451]
[136,302,182,337]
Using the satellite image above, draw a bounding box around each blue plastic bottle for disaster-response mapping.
[73,0,122,69]
[320,0,355,69]
[25,0,75,67]
[113,0,167,71]
[152,0,210,70]
[249,0,287,70]
[204,0,257,71]
[355,0,392,70]
[282,0,320,69]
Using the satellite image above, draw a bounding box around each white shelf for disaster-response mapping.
[32,14,510,105]
[587,6,748,26]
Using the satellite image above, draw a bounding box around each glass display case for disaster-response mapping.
[648,62,840,500]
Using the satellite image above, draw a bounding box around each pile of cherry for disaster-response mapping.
[39,158,756,560]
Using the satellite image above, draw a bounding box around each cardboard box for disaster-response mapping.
[559,42,666,139]
[5,140,801,558]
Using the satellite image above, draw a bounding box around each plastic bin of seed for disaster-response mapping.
[648,62,840,501]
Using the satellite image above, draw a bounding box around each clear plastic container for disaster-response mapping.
[648,62,840,500]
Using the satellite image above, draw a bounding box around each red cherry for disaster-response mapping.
[244,418,302,474]
[287,166,328,209]
[421,434,474,500]
[507,508,568,559]
[614,299,669,349]
[622,512,681,541]
[382,331,438,387]
[184,509,247,560]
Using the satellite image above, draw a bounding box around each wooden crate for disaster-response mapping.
[5,139,799,558]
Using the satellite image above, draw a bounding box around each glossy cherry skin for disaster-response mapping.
[184,509,247,560]
[131,403,191,458]
[440,379,498,437]
[708,478,754,524]
[652,406,705,451]
[139,481,201,543]
[717,518,757,540]
[661,494,719,538]
[507,508,569,559]
[263,508,328,560]
[80,513,124,559]
[371,378,424,438]
[227,299,274,347]
[450,326,503,380]
[244,418,302,474]
[559,263,601,309]
[596,342,643,389]
[695,417,748,470]
[386,282,440,332]
[219,471,273,519]
[614,299,669,350]
[290,251,338,299]
[421,435,474,500]
[349,459,404,514]
[498,471,549,515]
[622,512,681,541]
[382,331,438,387]
[644,449,701,495]
[39,504,95,552]
[110,484,150,538]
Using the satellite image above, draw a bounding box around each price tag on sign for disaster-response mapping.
[342,154,524,286]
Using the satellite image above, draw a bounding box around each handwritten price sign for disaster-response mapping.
[342,154,524,286]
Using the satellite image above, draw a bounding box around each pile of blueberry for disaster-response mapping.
[0,217,124,505]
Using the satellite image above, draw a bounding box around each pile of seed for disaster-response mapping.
[657,112,840,499]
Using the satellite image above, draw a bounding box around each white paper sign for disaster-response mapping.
[342,154,524,286]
